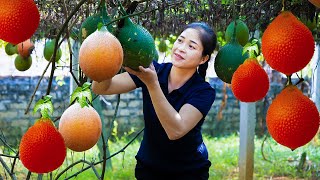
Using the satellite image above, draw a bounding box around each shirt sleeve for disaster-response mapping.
[186,87,216,117]
[128,73,143,88]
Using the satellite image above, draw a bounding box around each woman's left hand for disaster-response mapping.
[124,63,159,89]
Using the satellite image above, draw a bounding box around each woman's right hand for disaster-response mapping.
[124,64,159,91]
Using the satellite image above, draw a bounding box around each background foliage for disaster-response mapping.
[33,0,319,41]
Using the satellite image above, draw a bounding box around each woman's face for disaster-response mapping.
[171,28,207,69]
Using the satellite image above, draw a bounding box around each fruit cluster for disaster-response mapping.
[214,11,319,150]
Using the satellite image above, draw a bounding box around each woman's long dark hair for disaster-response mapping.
[185,22,217,80]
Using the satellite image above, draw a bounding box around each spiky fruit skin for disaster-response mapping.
[79,28,123,82]
[261,11,315,75]
[0,0,40,44]
[214,40,249,84]
[266,85,320,150]
[59,103,102,152]
[117,18,157,71]
[231,58,269,102]
[14,55,32,71]
[19,118,66,173]
[44,39,62,62]
[225,20,249,46]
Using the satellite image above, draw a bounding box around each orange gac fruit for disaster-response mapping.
[308,0,320,8]
[79,27,123,82]
[231,58,269,102]
[59,103,102,152]
[19,118,66,173]
[0,0,40,44]
[266,85,320,150]
[261,11,315,75]
[17,39,35,58]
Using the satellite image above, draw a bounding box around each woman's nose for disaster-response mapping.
[177,43,186,52]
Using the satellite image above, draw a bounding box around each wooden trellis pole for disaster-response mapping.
[239,102,256,180]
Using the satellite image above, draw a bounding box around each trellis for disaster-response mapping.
[0,0,319,179]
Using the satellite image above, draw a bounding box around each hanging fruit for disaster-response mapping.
[5,43,18,56]
[266,85,320,150]
[261,11,315,75]
[0,0,40,44]
[79,26,123,82]
[14,55,32,71]
[117,17,157,71]
[43,39,62,62]
[308,0,320,8]
[79,1,113,43]
[158,38,168,53]
[17,39,35,58]
[59,102,102,152]
[231,58,269,102]
[214,38,249,84]
[19,118,66,173]
[225,20,249,46]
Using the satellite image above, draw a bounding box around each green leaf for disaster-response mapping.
[97,22,104,31]
[243,41,259,58]
[70,87,82,104]
[78,96,89,108]
[70,82,92,106]
[33,95,54,118]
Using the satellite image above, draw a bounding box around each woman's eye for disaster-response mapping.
[189,45,195,49]
[177,39,182,43]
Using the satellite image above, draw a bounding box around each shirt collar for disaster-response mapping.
[158,63,200,94]
[158,63,172,84]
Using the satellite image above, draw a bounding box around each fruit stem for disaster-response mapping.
[281,0,285,11]
[117,0,127,15]
[100,0,107,24]
[286,75,292,85]
[105,0,149,28]
[231,0,238,43]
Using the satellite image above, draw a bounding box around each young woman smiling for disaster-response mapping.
[92,21,217,179]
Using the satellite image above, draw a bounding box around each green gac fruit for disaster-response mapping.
[79,14,113,43]
[225,20,249,46]
[79,2,113,43]
[5,43,18,55]
[43,39,62,62]
[14,55,32,71]
[214,39,249,84]
[117,18,157,71]
[158,39,168,53]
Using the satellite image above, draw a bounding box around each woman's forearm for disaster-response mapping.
[92,79,112,95]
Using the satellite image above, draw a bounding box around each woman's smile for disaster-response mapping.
[173,52,185,61]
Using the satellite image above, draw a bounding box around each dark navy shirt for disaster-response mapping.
[129,61,216,173]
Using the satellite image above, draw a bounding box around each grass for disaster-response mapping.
[1,134,320,179]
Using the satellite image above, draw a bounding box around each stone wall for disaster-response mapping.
[0,76,70,146]
[0,75,311,146]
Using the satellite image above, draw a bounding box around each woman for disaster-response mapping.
[92,21,217,179]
